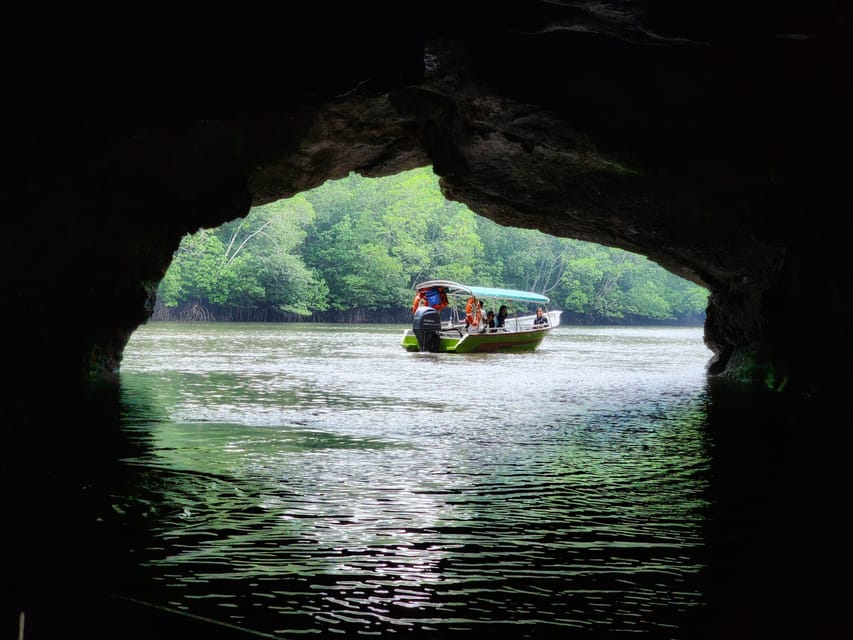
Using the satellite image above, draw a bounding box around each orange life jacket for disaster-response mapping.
[419,286,449,311]
[436,290,449,311]
[465,297,481,326]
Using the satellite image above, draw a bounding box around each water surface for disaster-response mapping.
[107,322,722,638]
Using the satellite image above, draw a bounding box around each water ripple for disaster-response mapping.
[112,323,715,637]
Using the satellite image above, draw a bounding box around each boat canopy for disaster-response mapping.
[414,280,550,304]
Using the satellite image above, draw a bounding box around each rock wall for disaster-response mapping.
[3,2,852,401]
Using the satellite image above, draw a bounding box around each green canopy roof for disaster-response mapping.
[414,280,550,304]
[468,285,549,304]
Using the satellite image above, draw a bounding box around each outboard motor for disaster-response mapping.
[412,306,442,352]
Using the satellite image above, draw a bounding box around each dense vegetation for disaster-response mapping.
[155,168,708,324]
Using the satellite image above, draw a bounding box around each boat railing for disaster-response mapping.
[441,299,561,333]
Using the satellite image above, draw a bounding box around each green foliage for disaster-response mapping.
[157,167,709,323]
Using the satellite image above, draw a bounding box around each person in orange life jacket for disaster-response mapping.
[412,287,449,313]
[437,288,449,310]
[465,296,482,329]
[533,307,549,327]
[425,286,449,310]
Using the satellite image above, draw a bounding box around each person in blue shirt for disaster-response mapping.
[533,307,549,328]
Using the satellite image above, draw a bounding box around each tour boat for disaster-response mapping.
[401,280,561,353]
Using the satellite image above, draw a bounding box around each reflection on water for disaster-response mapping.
[11,322,841,638]
[101,323,719,637]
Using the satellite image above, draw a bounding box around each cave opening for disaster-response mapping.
[140,167,710,331]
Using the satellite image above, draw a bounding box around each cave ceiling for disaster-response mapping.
[3,1,852,397]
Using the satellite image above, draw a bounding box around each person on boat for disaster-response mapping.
[415,286,449,313]
[437,288,449,311]
[496,305,508,329]
[465,296,482,331]
[427,286,449,311]
[482,310,496,332]
[533,307,550,328]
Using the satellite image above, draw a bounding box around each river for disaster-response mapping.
[6,322,845,639]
